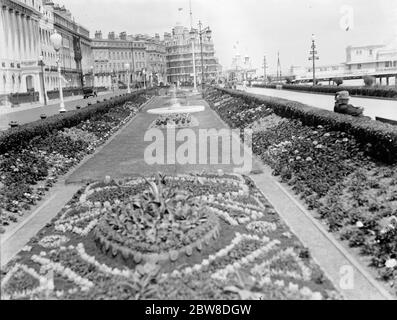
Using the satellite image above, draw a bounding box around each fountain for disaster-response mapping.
[147,84,205,115]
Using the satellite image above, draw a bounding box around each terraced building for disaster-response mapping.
[164,25,220,85]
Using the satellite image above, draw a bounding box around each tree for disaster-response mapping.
[333,78,343,86]
[363,75,375,87]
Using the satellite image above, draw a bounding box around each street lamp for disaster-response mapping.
[38,55,47,106]
[198,21,212,94]
[189,28,198,93]
[308,34,319,86]
[142,68,146,89]
[125,63,131,94]
[50,30,66,113]
[90,65,94,87]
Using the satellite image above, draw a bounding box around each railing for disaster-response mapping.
[294,67,397,80]
[0,92,39,106]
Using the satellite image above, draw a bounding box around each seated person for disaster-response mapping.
[334,91,364,117]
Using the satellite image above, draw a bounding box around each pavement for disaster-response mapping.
[0,89,129,131]
[243,86,397,121]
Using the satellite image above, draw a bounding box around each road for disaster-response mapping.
[243,87,397,121]
[0,89,129,131]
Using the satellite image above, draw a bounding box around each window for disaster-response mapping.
[357,64,362,69]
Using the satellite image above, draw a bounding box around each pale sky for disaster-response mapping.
[58,0,397,74]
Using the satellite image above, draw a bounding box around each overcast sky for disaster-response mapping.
[58,0,397,74]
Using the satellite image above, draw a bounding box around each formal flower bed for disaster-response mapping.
[214,87,397,164]
[0,173,340,300]
[0,94,151,233]
[150,113,198,129]
[205,87,397,294]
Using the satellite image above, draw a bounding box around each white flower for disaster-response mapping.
[193,265,201,272]
[184,267,193,274]
[288,282,299,292]
[311,292,323,300]
[385,259,397,269]
[356,221,364,228]
[300,286,312,296]
[274,280,284,287]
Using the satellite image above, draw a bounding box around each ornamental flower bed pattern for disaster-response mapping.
[150,113,199,129]
[0,94,151,233]
[0,174,340,300]
[205,88,397,294]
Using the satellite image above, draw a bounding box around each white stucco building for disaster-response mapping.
[288,43,397,85]
[0,0,42,98]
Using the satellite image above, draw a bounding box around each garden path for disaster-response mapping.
[66,93,263,184]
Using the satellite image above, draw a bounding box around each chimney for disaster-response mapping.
[108,32,115,40]
[95,30,102,39]
[120,32,127,40]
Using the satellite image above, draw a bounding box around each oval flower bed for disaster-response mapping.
[205,87,397,295]
[150,113,198,129]
[0,173,340,300]
[94,177,221,264]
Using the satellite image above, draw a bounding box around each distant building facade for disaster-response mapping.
[52,3,93,88]
[0,0,94,105]
[289,43,397,85]
[0,0,42,97]
[225,54,256,82]
[164,25,220,84]
[91,31,166,89]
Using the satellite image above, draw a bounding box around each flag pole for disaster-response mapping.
[189,0,193,28]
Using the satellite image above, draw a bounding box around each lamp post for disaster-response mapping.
[198,21,212,94]
[90,66,94,87]
[125,63,131,94]
[308,34,319,86]
[38,55,47,106]
[142,68,146,89]
[189,28,198,93]
[50,30,66,113]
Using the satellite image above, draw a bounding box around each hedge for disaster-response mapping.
[0,89,149,155]
[253,83,397,99]
[213,87,397,164]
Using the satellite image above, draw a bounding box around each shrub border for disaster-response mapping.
[253,83,397,99]
[211,87,397,164]
[0,90,151,155]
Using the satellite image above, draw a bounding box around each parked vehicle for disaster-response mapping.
[83,87,97,99]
